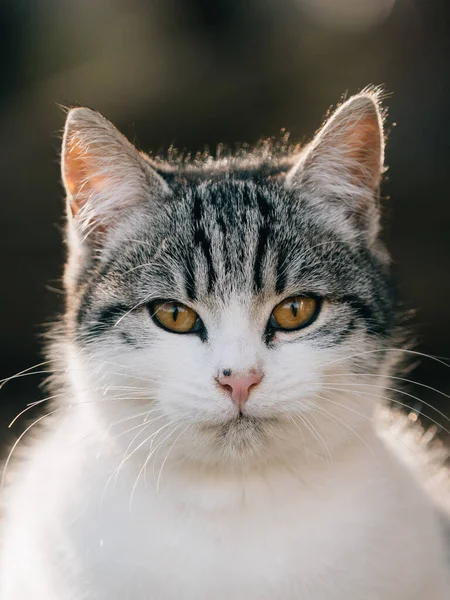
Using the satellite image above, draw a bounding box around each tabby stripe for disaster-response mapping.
[253,225,270,291]
[192,192,216,293]
[252,191,274,292]
[216,213,231,272]
[297,317,357,348]
[76,260,117,327]
[194,227,216,292]
[82,304,130,338]
[183,251,197,301]
[275,245,289,294]
[256,189,272,219]
[341,295,382,335]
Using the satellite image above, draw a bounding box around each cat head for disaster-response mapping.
[59,90,396,468]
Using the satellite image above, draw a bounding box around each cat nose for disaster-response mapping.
[217,370,263,407]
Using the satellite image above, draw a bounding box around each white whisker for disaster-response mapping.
[320,382,450,435]
[128,419,183,510]
[156,424,191,492]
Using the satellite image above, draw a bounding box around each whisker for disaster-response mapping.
[111,415,168,486]
[108,418,179,497]
[1,409,60,493]
[0,360,53,388]
[291,413,333,468]
[312,393,371,422]
[320,385,450,438]
[156,424,191,492]
[315,392,442,463]
[128,419,183,509]
[8,393,67,427]
[0,369,56,387]
[320,372,450,402]
[7,383,150,428]
[101,416,165,505]
[70,407,162,449]
[3,395,160,489]
[320,348,450,370]
[311,398,375,456]
[320,382,450,432]
[303,412,333,469]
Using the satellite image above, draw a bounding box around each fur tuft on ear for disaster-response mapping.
[61,108,169,243]
[286,90,386,241]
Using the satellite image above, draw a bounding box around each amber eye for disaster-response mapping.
[270,296,319,331]
[150,301,200,334]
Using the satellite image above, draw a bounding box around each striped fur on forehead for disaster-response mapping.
[69,173,395,345]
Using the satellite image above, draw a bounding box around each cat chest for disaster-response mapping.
[72,488,365,599]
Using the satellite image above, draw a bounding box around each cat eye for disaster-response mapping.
[150,300,201,334]
[269,296,319,331]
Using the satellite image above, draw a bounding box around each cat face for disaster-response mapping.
[60,91,396,465]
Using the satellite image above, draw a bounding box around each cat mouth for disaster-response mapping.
[201,412,279,438]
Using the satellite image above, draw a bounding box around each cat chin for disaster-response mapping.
[176,414,301,467]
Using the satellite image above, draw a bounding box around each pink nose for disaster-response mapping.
[217,370,263,407]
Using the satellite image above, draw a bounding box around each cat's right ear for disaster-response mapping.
[61,108,169,248]
[285,92,385,244]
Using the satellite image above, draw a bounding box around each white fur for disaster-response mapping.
[1,302,449,599]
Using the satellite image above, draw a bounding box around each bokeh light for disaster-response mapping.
[300,0,397,32]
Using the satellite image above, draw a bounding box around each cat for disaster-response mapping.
[0,89,449,599]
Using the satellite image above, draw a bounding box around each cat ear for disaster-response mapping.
[286,92,385,240]
[61,108,169,244]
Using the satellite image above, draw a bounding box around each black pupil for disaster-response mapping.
[291,301,298,317]
[172,306,179,322]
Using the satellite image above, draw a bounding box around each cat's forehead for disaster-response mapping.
[171,178,280,230]
[115,177,369,304]
[175,179,282,298]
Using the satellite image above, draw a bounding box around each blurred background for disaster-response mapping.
[1,0,449,453]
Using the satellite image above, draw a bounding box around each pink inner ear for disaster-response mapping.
[295,95,384,194]
[64,138,86,197]
[64,136,109,218]
[344,116,381,189]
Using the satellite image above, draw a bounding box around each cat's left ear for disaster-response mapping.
[286,91,385,242]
